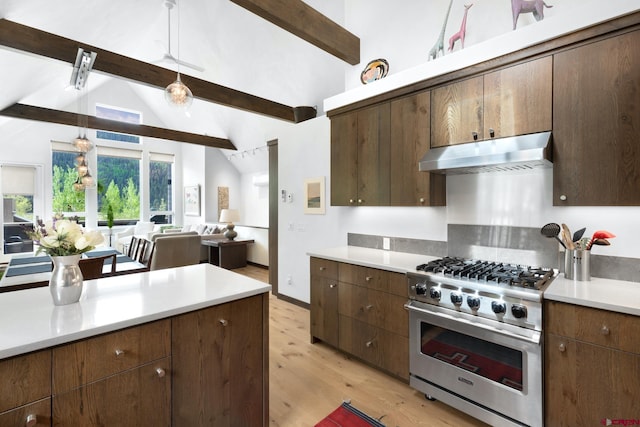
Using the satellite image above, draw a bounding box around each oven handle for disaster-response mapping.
[405,301,541,346]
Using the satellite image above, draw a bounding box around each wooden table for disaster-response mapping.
[201,238,254,270]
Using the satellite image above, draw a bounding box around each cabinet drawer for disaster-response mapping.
[0,398,51,427]
[0,349,51,413]
[339,316,408,380]
[53,319,171,393]
[339,263,388,291]
[53,357,171,426]
[310,257,338,280]
[338,284,408,337]
[545,301,640,353]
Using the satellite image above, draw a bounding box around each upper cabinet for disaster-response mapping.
[431,57,552,147]
[553,30,640,206]
[331,103,391,206]
[390,91,446,206]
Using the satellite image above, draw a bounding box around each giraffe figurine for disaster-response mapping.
[448,3,473,52]
[428,0,454,61]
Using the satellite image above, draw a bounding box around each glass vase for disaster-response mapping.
[49,255,83,305]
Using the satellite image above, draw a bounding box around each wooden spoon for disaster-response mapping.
[561,223,575,250]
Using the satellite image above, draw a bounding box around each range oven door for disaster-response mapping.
[407,301,542,427]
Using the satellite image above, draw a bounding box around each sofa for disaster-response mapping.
[114,221,156,253]
[149,233,202,271]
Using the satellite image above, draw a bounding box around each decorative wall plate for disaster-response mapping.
[360,58,389,84]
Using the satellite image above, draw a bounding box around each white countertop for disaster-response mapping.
[0,263,271,359]
[544,274,640,316]
[309,246,640,317]
[307,246,438,274]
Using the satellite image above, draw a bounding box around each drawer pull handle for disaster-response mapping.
[472,131,478,140]
[365,276,372,282]
[115,349,125,357]
[329,284,337,288]
[419,198,425,203]
[156,368,166,378]
[365,304,373,311]
[489,128,495,138]
[560,195,567,201]
[558,343,566,352]
[219,319,228,326]
[358,199,363,204]
[365,340,374,348]
[601,325,610,335]
[349,199,355,204]
[319,266,326,271]
[25,414,37,427]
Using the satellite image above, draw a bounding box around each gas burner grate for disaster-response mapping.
[416,258,555,290]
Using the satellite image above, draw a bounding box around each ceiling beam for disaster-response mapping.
[0,103,236,150]
[229,0,360,65]
[0,19,316,123]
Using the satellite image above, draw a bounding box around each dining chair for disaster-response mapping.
[138,240,155,270]
[79,253,117,279]
[127,237,141,259]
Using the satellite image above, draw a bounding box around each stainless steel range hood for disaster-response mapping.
[419,131,552,174]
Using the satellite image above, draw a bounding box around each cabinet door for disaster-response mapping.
[431,76,483,147]
[357,103,391,206]
[483,56,552,139]
[330,112,358,206]
[390,91,446,206]
[53,358,171,427]
[545,333,640,426]
[553,30,640,205]
[310,275,339,347]
[0,349,50,413]
[172,295,265,427]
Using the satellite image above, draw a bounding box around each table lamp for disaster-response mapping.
[219,209,240,240]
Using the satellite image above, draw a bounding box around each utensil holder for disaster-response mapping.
[564,249,590,281]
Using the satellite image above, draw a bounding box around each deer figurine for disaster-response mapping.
[428,0,453,61]
[448,3,473,52]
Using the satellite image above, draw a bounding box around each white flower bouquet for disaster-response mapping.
[29,215,104,256]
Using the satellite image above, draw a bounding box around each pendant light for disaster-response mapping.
[164,0,193,110]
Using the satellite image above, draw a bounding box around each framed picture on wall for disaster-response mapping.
[184,185,201,216]
[303,177,325,214]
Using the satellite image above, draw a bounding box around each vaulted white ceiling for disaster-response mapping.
[0,0,348,174]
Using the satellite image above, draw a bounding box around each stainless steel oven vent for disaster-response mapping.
[419,132,552,175]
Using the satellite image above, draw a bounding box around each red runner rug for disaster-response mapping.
[315,401,385,427]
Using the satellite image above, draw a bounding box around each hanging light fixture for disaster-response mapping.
[164,0,193,110]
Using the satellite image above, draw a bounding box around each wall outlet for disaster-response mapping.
[383,237,390,250]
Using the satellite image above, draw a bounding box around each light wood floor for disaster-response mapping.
[232,265,487,427]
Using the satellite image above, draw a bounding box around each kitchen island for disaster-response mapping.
[0,263,271,426]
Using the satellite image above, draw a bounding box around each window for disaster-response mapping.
[51,149,85,215]
[97,147,141,224]
[149,153,174,225]
[95,104,141,144]
[2,165,36,253]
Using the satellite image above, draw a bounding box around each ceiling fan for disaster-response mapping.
[154,0,204,72]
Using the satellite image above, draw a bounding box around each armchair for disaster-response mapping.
[115,221,155,252]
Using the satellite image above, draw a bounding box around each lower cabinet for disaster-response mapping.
[1,294,268,427]
[544,301,640,426]
[310,257,409,381]
[172,294,268,427]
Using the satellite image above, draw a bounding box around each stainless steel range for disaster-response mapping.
[406,257,557,427]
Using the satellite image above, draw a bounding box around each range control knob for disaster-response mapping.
[429,287,441,301]
[415,283,428,296]
[450,293,463,307]
[511,304,528,319]
[491,301,506,314]
[467,296,481,310]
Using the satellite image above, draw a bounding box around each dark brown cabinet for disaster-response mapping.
[331,103,390,206]
[544,301,640,426]
[310,258,408,380]
[52,320,172,426]
[553,30,640,206]
[0,350,51,427]
[390,91,446,206]
[172,294,268,427]
[310,257,339,347]
[431,57,552,147]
